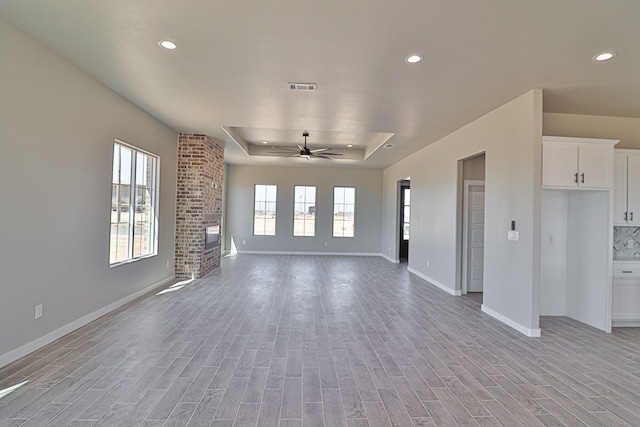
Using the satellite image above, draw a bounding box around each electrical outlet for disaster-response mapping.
[628,239,634,249]
[324,242,328,247]
[242,240,246,245]
[35,304,43,319]
[166,260,170,268]
[426,260,430,268]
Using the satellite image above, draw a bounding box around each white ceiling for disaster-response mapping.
[1,1,639,168]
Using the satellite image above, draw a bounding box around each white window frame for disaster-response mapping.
[109,140,159,266]
[254,184,277,236]
[333,186,356,238]
[293,185,316,237]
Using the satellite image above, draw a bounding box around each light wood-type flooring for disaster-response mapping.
[1,254,640,426]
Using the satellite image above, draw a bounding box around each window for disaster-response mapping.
[293,186,316,236]
[333,187,356,237]
[403,187,410,240]
[110,141,158,265]
[254,184,277,235]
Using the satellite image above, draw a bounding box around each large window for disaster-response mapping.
[333,187,356,237]
[254,184,277,235]
[110,141,158,265]
[293,186,316,236]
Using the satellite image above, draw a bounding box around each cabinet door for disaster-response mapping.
[578,143,613,188]
[613,152,628,225]
[542,142,578,187]
[627,153,640,224]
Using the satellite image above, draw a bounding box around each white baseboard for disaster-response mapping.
[380,254,399,264]
[236,250,382,257]
[407,267,461,296]
[481,304,542,337]
[0,275,175,369]
[613,319,640,327]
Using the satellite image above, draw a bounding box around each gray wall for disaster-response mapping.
[225,165,383,254]
[0,19,178,365]
[382,90,543,335]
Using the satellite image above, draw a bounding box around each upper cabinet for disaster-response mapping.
[542,136,619,189]
[614,150,640,225]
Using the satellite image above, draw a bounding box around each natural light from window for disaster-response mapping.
[254,184,277,236]
[333,187,355,237]
[294,185,316,236]
[403,188,411,240]
[110,141,158,265]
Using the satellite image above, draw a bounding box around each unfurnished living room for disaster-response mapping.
[2,1,640,426]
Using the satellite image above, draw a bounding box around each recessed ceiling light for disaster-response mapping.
[347,144,353,148]
[262,141,268,144]
[593,52,615,62]
[405,55,422,64]
[159,40,178,50]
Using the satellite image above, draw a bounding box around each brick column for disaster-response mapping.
[175,133,224,279]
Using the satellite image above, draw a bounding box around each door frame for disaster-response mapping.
[462,179,485,294]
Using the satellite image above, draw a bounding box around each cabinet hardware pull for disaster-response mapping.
[581,173,585,183]
[574,172,578,183]
[623,270,634,273]
[625,212,628,221]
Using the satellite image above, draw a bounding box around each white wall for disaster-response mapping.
[0,19,178,365]
[382,90,543,336]
[566,191,612,331]
[540,191,568,315]
[225,165,383,254]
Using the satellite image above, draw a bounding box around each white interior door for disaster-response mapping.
[467,184,485,292]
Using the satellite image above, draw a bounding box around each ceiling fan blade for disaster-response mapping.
[298,144,304,151]
[312,154,333,160]
[314,152,342,156]
[285,153,302,158]
[310,147,332,153]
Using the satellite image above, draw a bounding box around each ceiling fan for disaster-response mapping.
[270,131,343,160]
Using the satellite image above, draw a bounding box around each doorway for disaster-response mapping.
[459,153,486,296]
[399,180,410,261]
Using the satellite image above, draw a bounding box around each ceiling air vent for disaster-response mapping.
[383,143,396,149]
[289,82,317,91]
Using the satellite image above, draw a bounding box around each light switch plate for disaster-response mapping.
[508,231,519,241]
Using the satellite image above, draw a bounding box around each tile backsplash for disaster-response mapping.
[613,226,640,259]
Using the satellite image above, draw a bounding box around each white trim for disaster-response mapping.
[407,267,461,296]
[543,136,619,146]
[613,319,640,327]
[0,275,175,369]
[381,254,400,264]
[237,250,382,257]
[481,304,541,337]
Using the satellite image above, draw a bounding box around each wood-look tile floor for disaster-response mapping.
[2,255,640,426]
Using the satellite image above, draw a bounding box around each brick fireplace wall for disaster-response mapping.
[175,133,224,279]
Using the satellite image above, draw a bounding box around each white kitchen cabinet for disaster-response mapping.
[613,261,640,326]
[542,136,618,189]
[613,150,640,225]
